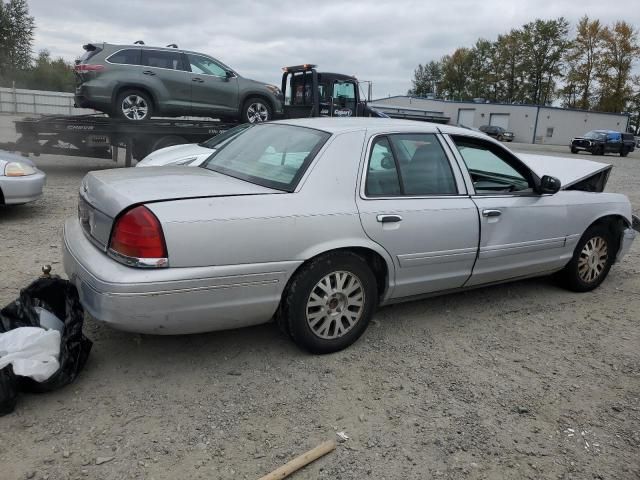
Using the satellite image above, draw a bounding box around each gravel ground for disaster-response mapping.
[0,144,639,480]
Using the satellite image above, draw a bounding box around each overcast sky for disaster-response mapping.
[28,0,640,98]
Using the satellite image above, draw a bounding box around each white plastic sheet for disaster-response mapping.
[0,327,61,382]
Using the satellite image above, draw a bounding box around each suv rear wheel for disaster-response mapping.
[241,97,272,124]
[115,89,153,121]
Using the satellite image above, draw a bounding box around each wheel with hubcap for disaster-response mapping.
[241,97,272,124]
[559,225,615,292]
[282,252,377,354]
[115,89,153,121]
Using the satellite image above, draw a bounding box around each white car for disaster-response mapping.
[0,150,46,205]
[136,124,250,167]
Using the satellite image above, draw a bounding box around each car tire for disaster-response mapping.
[559,224,615,292]
[282,251,378,354]
[497,134,504,141]
[571,147,578,154]
[115,89,153,121]
[241,97,272,124]
[620,147,628,157]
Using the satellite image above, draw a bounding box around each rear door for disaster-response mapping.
[139,49,191,114]
[356,130,479,298]
[185,53,239,116]
[445,134,571,286]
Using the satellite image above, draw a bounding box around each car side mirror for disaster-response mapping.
[539,175,561,194]
[225,71,234,79]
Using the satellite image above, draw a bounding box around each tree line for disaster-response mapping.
[0,0,75,92]
[409,16,640,132]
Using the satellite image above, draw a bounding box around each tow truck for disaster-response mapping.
[0,65,391,165]
[281,64,385,119]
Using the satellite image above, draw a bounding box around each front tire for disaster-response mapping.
[282,252,378,354]
[559,225,615,292]
[241,97,272,124]
[497,134,504,141]
[620,147,628,157]
[115,89,153,121]
[571,146,578,154]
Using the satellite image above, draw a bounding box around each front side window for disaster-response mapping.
[365,133,458,196]
[107,49,140,65]
[452,136,532,193]
[333,82,355,101]
[584,130,606,141]
[141,50,186,70]
[202,124,330,191]
[187,54,227,76]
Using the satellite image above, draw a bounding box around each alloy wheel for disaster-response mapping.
[577,236,608,283]
[306,271,365,339]
[121,95,149,121]
[246,102,269,123]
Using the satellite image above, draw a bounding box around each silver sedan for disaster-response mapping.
[63,118,636,353]
[0,150,46,205]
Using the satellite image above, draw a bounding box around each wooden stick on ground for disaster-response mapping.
[258,439,337,480]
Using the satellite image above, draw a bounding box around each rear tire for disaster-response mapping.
[241,97,272,124]
[282,252,377,354]
[558,224,615,292]
[620,147,628,157]
[115,89,153,121]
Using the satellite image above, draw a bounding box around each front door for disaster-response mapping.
[356,131,479,298]
[330,81,357,118]
[446,134,571,286]
[186,53,239,116]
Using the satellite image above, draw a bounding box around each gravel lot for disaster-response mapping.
[1,141,639,480]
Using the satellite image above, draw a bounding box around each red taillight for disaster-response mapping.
[74,64,105,72]
[109,206,167,265]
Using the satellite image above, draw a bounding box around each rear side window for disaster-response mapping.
[365,134,457,196]
[141,50,186,71]
[107,49,140,65]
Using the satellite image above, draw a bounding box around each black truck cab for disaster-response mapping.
[281,64,384,119]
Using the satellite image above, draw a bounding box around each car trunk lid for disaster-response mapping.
[74,43,104,85]
[79,166,281,248]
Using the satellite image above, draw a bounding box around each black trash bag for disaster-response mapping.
[0,365,18,416]
[0,276,92,393]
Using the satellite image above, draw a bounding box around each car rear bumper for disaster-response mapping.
[63,217,300,334]
[0,170,46,204]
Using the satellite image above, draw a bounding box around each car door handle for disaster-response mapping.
[376,214,403,223]
[142,70,156,76]
[192,77,204,83]
[482,209,502,217]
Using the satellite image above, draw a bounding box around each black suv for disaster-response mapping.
[74,42,284,122]
[571,130,636,157]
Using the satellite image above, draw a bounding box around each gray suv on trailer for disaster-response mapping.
[74,42,284,122]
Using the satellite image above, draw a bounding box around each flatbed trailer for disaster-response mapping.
[0,115,238,166]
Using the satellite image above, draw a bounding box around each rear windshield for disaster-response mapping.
[202,124,331,191]
[79,44,102,63]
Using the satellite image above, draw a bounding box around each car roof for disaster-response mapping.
[270,117,477,136]
[102,42,209,56]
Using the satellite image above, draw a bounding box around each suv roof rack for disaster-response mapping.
[133,40,145,45]
[166,43,178,48]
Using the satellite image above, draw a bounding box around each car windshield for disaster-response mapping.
[199,124,252,149]
[202,124,331,191]
[584,131,606,140]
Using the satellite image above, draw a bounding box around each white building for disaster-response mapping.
[370,96,630,146]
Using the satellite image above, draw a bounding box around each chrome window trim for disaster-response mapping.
[359,131,468,201]
[105,47,189,73]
